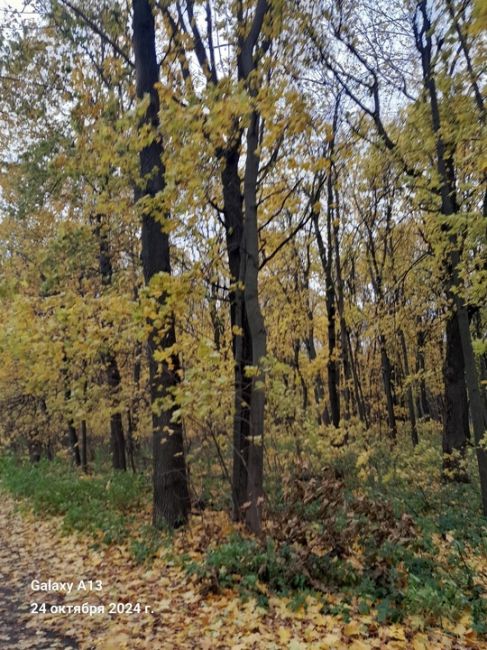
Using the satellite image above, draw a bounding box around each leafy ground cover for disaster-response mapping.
[1,426,486,649]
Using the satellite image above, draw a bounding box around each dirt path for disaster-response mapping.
[0,503,78,649]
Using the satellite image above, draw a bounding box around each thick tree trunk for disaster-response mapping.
[415,2,475,483]
[442,309,470,480]
[132,0,190,528]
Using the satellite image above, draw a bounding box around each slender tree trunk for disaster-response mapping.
[126,341,142,473]
[304,324,324,408]
[132,0,190,528]
[220,145,253,521]
[302,255,325,413]
[81,420,88,473]
[95,214,126,471]
[68,419,81,467]
[365,221,396,439]
[379,335,397,440]
[126,409,137,473]
[106,356,126,471]
[219,0,271,530]
[62,357,81,467]
[415,324,431,419]
[398,329,419,446]
[333,192,352,420]
[294,338,310,412]
[28,437,41,463]
[209,283,224,352]
[243,109,266,534]
[325,164,340,427]
[347,329,368,427]
[313,211,340,427]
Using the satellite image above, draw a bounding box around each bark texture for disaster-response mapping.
[132,0,190,528]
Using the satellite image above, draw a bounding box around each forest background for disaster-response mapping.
[0,0,486,646]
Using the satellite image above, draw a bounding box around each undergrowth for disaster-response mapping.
[189,423,487,630]
[0,456,151,548]
[1,423,486,631]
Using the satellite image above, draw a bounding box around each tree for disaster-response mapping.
[132,0,190,528]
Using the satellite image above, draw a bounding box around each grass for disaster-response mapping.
[0,456,150,545]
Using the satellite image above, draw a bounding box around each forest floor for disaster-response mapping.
[0,489,485,650]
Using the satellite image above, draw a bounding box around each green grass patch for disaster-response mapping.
[0,456,150,545]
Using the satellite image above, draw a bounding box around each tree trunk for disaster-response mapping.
[347,328,368,427]
[95,213,126,471]
[379,334,397,441]
[455,298,487,506]
[415,2,476,484]
[415,324,431,419]
[28,437,41,463]
[132,0,190,528]
[442,310,470,480]
[302,254,325,414]
[126,341,142,473]
[325,161,340,427]
[68,420,81,467]
[333,191,352,420]
[313,211,340,427]
[106,355,126,471]
[365,220,396,439]
[243,109,266,534]
[81,420,88,473]
[399,329,419,446]
[126,409,137,473]
[220,144,253,521]
[63,373,80,467]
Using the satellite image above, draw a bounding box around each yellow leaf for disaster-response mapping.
[350,641,371,650]
[278,627,291,643]
[388,625,407,641]
[99,634,131,650]
[412,634,429,650]
[343,620,362,636]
